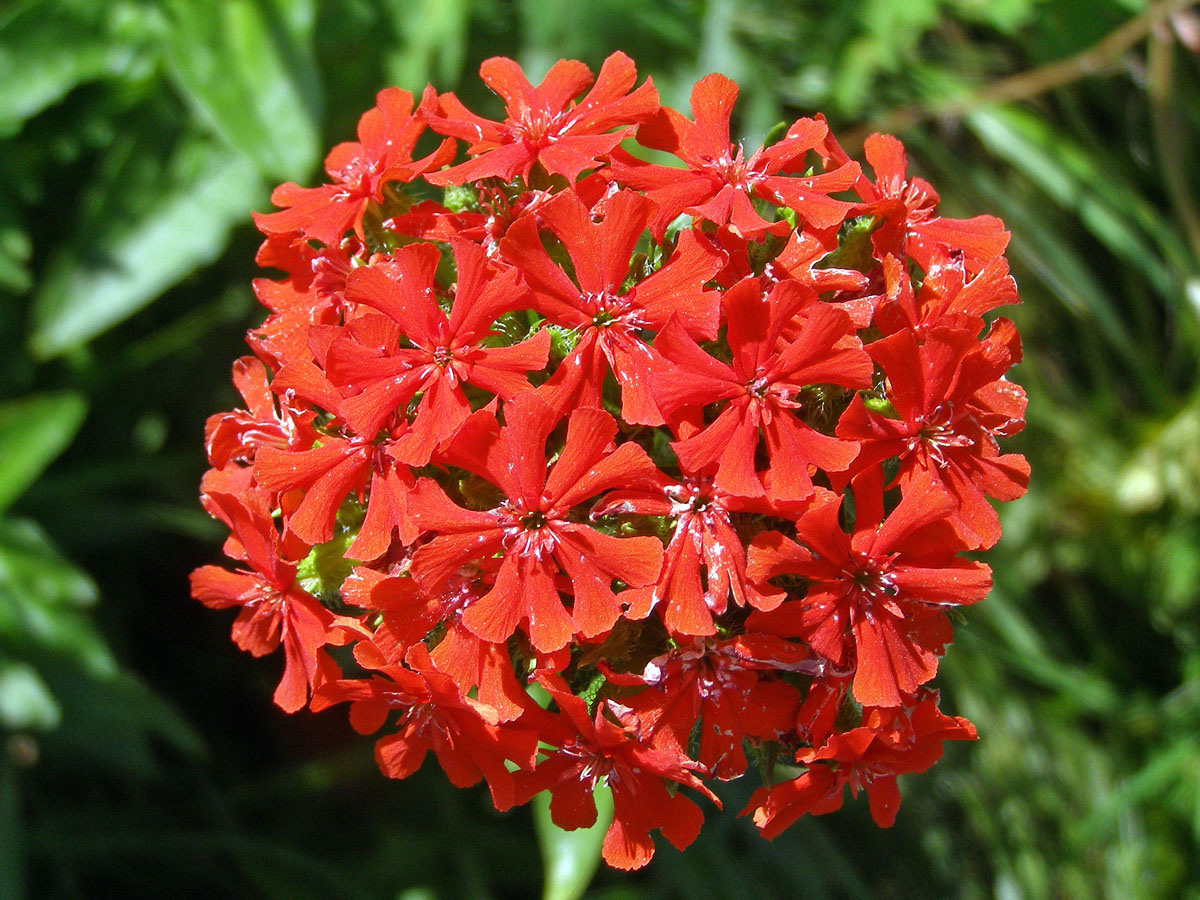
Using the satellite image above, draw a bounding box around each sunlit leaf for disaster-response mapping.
[0,519,108,675]
[0,392,86,515]
[162,0,322,182]
[0,658,61,731]
[382,0,470,90]
[0,0,156,137]
[0,195,31,294]
[28,133,262,359]
[966,106,1182,298]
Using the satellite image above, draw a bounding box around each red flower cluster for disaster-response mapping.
[192,53,1027,869]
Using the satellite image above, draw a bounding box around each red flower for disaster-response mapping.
[500,187,725,424]
[252,415,415,556]
[837,321,1030,548]
[655,280,871,500]
[196,59,1028,852]
[745,693,976,835]
[614,635,815,780]
[313,642,539,810]
[516,675,718,870]
[331,239,549,460]
[255,88,455,247]
[593,465,778,635]
[610,74,861,239]
[873,250,1019,336]
[189,492,333,712]
[349,560,531,723]
[764,228,873,319]
[407,394,665,652]
[747,469,992,708]
[824,130,1010,272]
[204,356,317,469]
[423,52,659,185]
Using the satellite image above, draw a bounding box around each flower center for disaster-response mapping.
[521,509,548,530]
[909,404,975,466]
[584,291,636,329]
[844,554,898,602]
[707,145,752,187]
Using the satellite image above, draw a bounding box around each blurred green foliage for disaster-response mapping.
[2,0,1199,897]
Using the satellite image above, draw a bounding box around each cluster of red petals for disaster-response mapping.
[192,52,1026,870]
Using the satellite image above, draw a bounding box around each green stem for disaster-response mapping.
[535,784,613,900]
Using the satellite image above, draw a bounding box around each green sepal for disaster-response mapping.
[296,504,362,609]
[818,215,880,274]
[762,120,790,149]
[547,324,580,358]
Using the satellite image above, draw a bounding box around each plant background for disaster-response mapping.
[2,0,1199,897]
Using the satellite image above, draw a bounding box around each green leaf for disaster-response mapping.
[162,0,322,182]
[0,658,61,730]
[0,195,32,294]
[28,132,263,359]
[382,0,470,90]
[0,392,86,515]
[534,783,613,900]
[966,106,1185,298]
[0,518,109,675]
[0,0,156,137]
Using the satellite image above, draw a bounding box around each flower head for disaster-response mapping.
[195,57,1027,866]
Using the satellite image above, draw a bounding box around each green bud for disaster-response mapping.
[443,183,479,213]
[863,394,897,417]
[548,324,580,358]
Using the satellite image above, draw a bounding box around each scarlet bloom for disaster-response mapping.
[407,394,665,652]
[747,469,992,708]
[189,492,333,712]
[195,59,1026,857]
[312,643,538,810]
[423,51,659,185]
[612,635,815,781]
[499,187,724,424]
[745,693,977,835]
[254,87,455,247]
[610,73,861,239]
[516,675,719,870]
[593,465,777,636]
[837,321,1030,549]
[825,130,1010,272]
[655,280,872,501]
[873,250,1019,337]
[252,420,411,553]
[331,239,549,460]
[204,356,317,469]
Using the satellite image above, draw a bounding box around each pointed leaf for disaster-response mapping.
[29,133,263,358]
[0,392,86,514]
[162,0,323,181]
[0,519,108,675]
[0,0,156,136]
